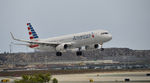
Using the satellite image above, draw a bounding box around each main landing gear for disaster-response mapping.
[76,47,82,56]
[56,52,62,56]
[76,51,82,56]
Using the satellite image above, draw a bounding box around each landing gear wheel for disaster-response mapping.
[56,52,62,56]
[76,51,82,56]
[100,48,104,51]
[100,43,104,51]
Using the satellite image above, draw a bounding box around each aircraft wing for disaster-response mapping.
[10,32,74,47]
[10,32,61,46]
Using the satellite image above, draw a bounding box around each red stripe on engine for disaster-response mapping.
[29,44,39,48]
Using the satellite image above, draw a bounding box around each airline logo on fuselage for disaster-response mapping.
[73,32,94,40]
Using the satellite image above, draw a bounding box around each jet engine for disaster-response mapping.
[85,44,99,50]
[56,43,68,51]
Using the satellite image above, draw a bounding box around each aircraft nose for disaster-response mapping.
[108,34,112,41]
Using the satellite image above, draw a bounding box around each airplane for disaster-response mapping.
[11,23,112,56]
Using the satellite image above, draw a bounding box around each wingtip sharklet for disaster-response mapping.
[10,32,15,40]
[10,32,22,41]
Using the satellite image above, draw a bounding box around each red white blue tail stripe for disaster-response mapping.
[27,23,39,40]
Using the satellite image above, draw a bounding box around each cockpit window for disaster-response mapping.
[101,32,108,35]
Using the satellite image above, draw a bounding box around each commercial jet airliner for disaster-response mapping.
[11,23,112,56]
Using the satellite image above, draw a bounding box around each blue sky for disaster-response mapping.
[0,0,150,53]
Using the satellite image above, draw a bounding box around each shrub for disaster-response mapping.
[14,73,51,83]
[52,78,58,83]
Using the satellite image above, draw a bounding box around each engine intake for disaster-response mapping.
[94,44,99,49]
[64,44,68,49]
[56,43,68,51]
[85,44,99,50]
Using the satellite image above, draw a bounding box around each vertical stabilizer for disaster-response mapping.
[27,23,39,41]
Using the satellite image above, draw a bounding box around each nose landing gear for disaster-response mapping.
[100,43,104,51]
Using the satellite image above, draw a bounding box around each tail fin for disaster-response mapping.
[27,23,39,41]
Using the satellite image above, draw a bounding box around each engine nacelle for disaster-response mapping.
[56,43,68,51]
[94,44,99,49]
[85,44,99,50]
